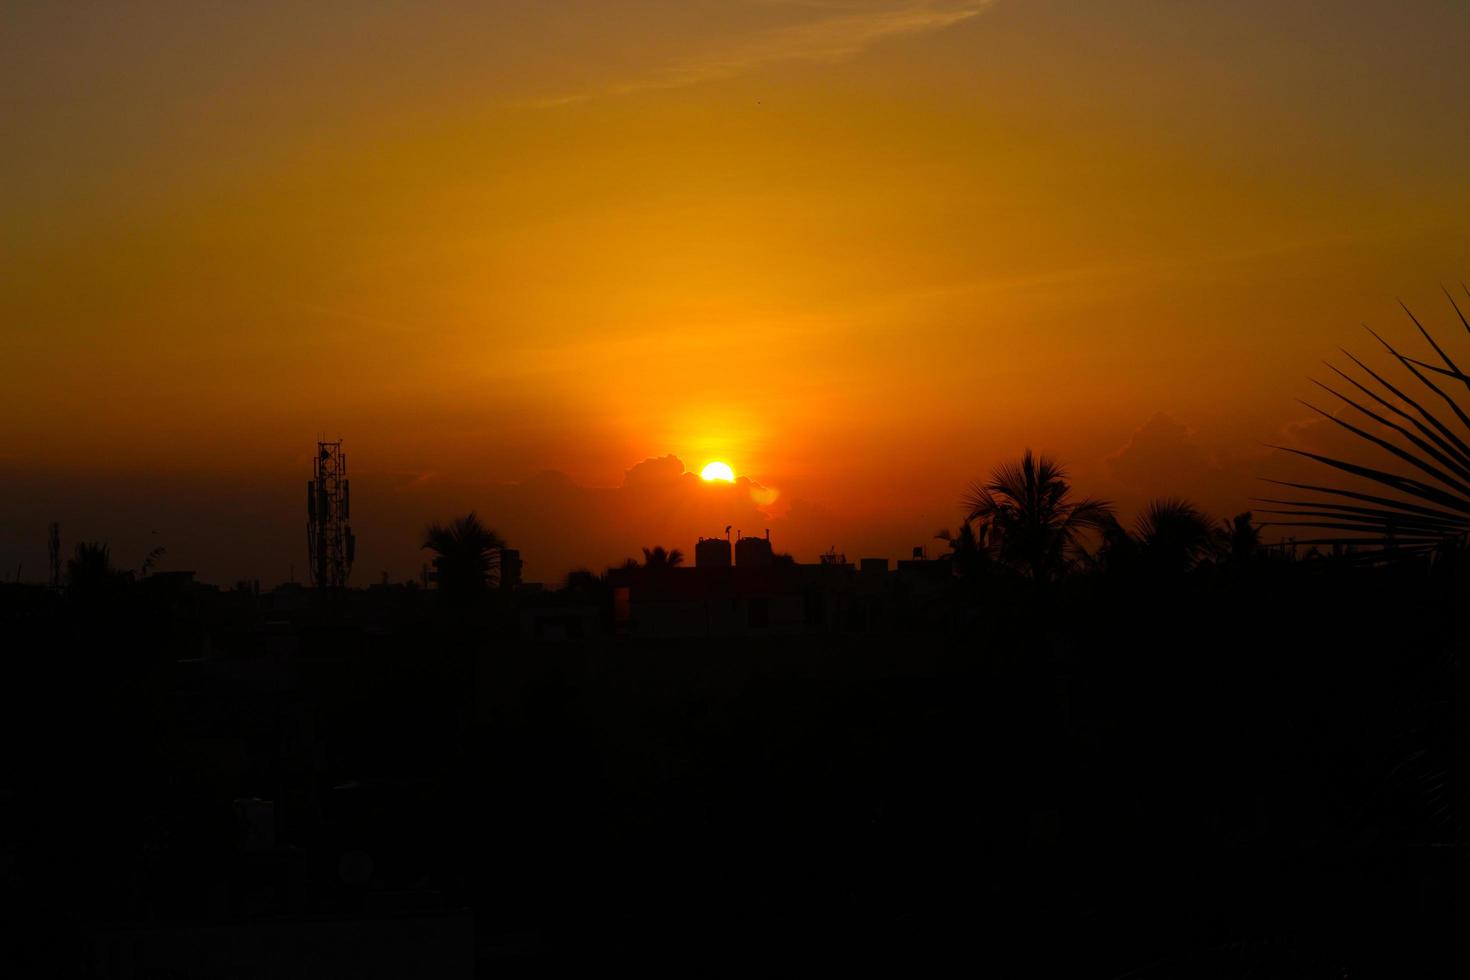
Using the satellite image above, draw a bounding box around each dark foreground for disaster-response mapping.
[2,559,1468,977]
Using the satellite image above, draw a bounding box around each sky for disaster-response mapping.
[4,0,1470,585]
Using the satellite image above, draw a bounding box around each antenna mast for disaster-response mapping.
[307,440,355,588]
[48,522,61,588]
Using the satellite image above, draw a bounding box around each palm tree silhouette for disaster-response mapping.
[67,541,123,599]
[964,450,1112,583]
[1132,498,1214,575]
[640,546,684,569]
[140,546,166,578]
[1261,288,1470,558]
[1213,511,1262,564]
[421,512,506,601]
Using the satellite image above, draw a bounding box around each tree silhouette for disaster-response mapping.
[562,568,608,597]
[67,541,124,599]
[1134,498,1214,575]
[640,546,684,569]
[421,512,506,601]
[140,546,166,578]
[1213,511,1262,564]
[964,450,1113,583]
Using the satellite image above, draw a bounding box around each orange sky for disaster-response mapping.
[4,1,1470,584]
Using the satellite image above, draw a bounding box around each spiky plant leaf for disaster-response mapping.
[1269,295,1470,557]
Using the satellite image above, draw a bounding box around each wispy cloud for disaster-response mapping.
[526,1,995,108]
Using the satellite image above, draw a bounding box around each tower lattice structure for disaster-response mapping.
[307,441,355,588]
[48,522,61,588]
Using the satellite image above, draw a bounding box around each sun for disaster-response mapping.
[700,461,735,482]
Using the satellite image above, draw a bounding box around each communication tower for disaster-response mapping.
[307,441,355,588]
[48,522,61,588]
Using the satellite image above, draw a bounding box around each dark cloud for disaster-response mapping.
[1096,404,1430,534]
[1097,412,1267,525]
[1104,412,1221,492]
[621,454,686,489]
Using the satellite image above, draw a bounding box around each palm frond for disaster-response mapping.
[1338,345,1470,463]
[1367,324,1470,433]
[1269,297,1470,558]
[1312,375,1470,482]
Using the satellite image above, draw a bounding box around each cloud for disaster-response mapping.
[527,1,994,107]
[1104,412,1222,492]
[1100,407,1418,531]
[1097,412,1268,524]
[621,454,687,489]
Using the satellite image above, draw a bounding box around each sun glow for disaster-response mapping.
[700,461,735,482]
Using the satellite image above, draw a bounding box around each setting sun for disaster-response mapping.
[700,461,735,483]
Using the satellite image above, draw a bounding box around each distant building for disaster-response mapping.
[695,536,732,568]
[603,531,949,638]
[896,556,951,581]
[735,531,773,568]
[500,548,523,590]
[819,547,847,567]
